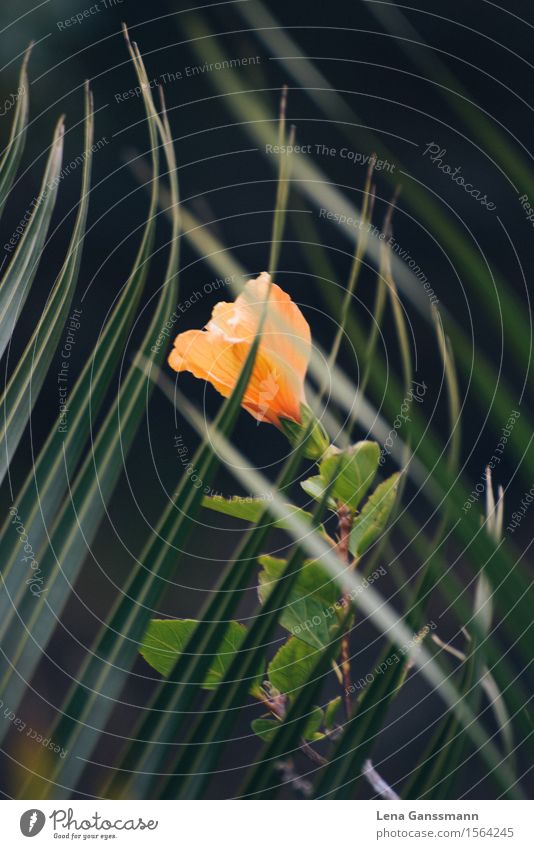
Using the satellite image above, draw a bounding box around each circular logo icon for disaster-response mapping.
[20,810,46,837]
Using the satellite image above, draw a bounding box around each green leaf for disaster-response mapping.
[319,442,380,510]
[140,619,259,692]
[252,703,323,745]
[300,475,337,510]
[268,637,322,700]
[202,495,272,523]
[302,443,380,512]
[251,718,279,742]
[202,494,323,536]
[324,696,342,729]
[349,473,400,558]
[258,555,342,649]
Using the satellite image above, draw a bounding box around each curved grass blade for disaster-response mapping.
[0,84,94,487]
[0,35,171,751]
[0,116,64,360]
[268,85,293,276]
[409,651,477,800]
[406,497,501,800]
[0,53,160,646]
[0,46,31,220]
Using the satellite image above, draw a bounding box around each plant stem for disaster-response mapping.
[337,505,354,718]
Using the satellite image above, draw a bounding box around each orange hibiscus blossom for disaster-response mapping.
[168,272,311,427]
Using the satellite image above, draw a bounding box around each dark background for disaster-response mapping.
[0,0,532,798]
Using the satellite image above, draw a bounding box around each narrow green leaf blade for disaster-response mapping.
[0,65,160,646]
[0,47,30,219]
[0,116,64,359]
[0,86,94,486]
[258,555,341,649]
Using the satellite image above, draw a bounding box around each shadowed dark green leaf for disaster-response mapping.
[140,618,262,693]
[258,555,341,649]
[268,636,322,700]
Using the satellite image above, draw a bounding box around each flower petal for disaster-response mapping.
[168,273,310,427]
